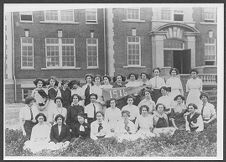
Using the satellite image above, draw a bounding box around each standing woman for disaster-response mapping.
[166,68,184,100]
[148,68,166,103]
[81,74,94,106]
[125,73,140,87]
[91,75,105,106]
[19,97,38,139]
[59,80,71,109]
[100,75,113,89]
[186,69,203,107]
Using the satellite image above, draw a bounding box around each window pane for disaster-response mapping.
[127,36,140,65]
[87,38,98,67]
[62,45,75,67]
[127,9,139,20]
[46,10,58,21]
[60,10,74,22]
[21,38,33,68]
[46,46,59,67]
[161,8,171,20]
[20,12,33,21]
[86,9,97,22]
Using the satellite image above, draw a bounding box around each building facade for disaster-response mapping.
[4,7,217,103]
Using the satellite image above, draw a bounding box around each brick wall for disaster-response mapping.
[5,84,15,103]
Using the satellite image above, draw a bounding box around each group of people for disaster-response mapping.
[19,67,217,153]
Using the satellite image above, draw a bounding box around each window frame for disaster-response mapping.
[127,36,141,66]
[173,10,184,21]
[86,38,99,68]
[44,10,75,23]
[160,8,184,22]
[85,8,98,24]
[202,8,216,23]
[204,39,216,62]
[126,8,141,21]
[45,38,76,68]
[20,37,34,69]
[19,11,33,23]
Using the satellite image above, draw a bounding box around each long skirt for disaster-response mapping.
[186,89,202,108]
[23,140,49,153]
[24,120,36,140]
[46,100,57,122]
[152,89,162,103]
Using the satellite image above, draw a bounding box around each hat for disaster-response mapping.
[38,89,48,99]
[68,80,80,89]
[46,76,59,86]
[33,78,46,87]
[25,96,36,104]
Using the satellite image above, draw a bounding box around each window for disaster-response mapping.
[204,33,216,65]
[22,89,33,101]
[45,38,75,68]
[86,38,98,68]
[202,8,216,23]
[161,8,171,20]
[86,9,97,23]
[45,10,74,22]
[20,11,33,22]
[127,36,141,66]
[174,10,184,21]
[21,37,34,69]
[127,8,140,20]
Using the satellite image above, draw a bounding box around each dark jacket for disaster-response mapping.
[66,105,84,129]
[60,88,71,108]
[50,124,71,143]
[72,122,90,139]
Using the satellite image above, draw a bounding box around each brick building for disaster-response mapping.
[4,7,218,103]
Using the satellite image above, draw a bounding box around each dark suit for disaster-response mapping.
[50,124,71,143]
[72,122,90,139]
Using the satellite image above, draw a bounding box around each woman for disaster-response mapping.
[90,111,112,140]
[138,89,155,114]
[153,103,176,136]
[19,96,38,139]
[148,68,166,103]
[166,68,184,100]
[48,97,67,125]
[23,113,51,153]
[199,93,216,129]
[135,105,155,139]
[81,74,94,106]
[125,73,140,87]
[185,103,204,132]
[68,80,84,106]
[91,74,105,106]
[138,72,150,86]
[186,69,203,107]
[66,94,84,131]
[112,74,126,88]
[71,113,90,139]
[59,80,71,109]
[121,95,139,123]
[49,114,71,150]
[169,95,187,130]
[100,75,113,89]
[115,110,137,142]
[105,98,121,133]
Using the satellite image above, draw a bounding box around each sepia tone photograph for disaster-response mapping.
[3,3,224,160]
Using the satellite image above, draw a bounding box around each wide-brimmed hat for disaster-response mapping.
[33,78,46,87]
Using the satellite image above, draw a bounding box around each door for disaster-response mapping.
[182,49,191,74]
[173,49,191,74]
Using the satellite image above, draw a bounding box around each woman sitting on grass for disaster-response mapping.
[153,103,176,136]
[23,113,51,153]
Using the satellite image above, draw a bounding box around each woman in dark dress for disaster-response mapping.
[66,94,84,131]
[59,80,71,109]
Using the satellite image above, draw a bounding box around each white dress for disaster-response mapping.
[125,81,141,87]
[121,105,140,121]
[186,77,203,107]
[138,99,156,113]
[166,77,184,100]
[23,122,51,153]
[105,107,122,131]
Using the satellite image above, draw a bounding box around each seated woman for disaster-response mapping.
[121,95,140,123]
[23,113,51,153]
[138,89,155,114]
[49,114,71,150]
[135,105,155,139]
[66,94,84,131]
[169,95,187,130]
[153,103,176,136]
[115,110,137,142]
[90,111,112,140]
[184,103,204,132]
[68,80,84,106]
[125,73,140,87]
[71,113,90,140]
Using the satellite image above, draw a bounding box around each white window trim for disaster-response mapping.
[86,38,99,68]
[21,37,34,69]
[127,36,141,66]
[45,38,76,68]
[19,11,33,23]
[161,8,184,22]
[85,8,98,24]
[126,8,140,21]
[44,10,75,23]
[202,8,216,23]
[204,44,216,61]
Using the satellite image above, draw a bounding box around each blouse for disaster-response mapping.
[85,102,102,119]
[90,120,111,140]
[104,107,122,129]
[185,112,204,132]
[19,105,38,121]
[186,78,203,92]
[121,105,140,121]
[30,122,51,142]
[200,102,216,121]
[148,76,166,89]
[166,77,183,93]
[116,119,136,134]
[138,99,156,113]
[135,114,154,130]
[157,95,174,110]
[153,112,169,128]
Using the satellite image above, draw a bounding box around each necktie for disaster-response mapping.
[93,104,96,119]
[29,107,33,120]
[155,77,157,88]
[98,123,103,132]
[84,85,90,105]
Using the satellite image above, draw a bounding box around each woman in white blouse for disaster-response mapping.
[138,89,155,114]
[100,75,113,89]
[166,68,184,100]
[125,73,140,87]
[91,75,105,106]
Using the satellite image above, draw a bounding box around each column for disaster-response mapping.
[187,36,196,68]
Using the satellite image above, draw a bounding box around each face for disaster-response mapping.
[145,91,151,99]
[63,82,68,88]
[157,105,164,113]
[56,99,62,107]
[188,105,195,113]
[78,116,85,124]
[201,96,208,103]
[38,115,44,124]
[116,76,122,83]
[57,117,63,125]
[103,77,110,85]
[95,77,101,84]
[127,98,133,105]
[110,100,116,108]
[73,96,79,104]
[141,74,147,80]
[171,70,177,77]
[50,79,56,87]
[191,71,197,79]
[122,113,129,121]
[154,69,160,76]
[130,75,136,81]
[28,100,34,107]
[37,81,43,88]
[96,113,103,122]
[86,76,92,84]
[90,95,97,103]
[141,107,148,115]
[176,97,183,104]
[73,84,78,89]
[161,88,167,95]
